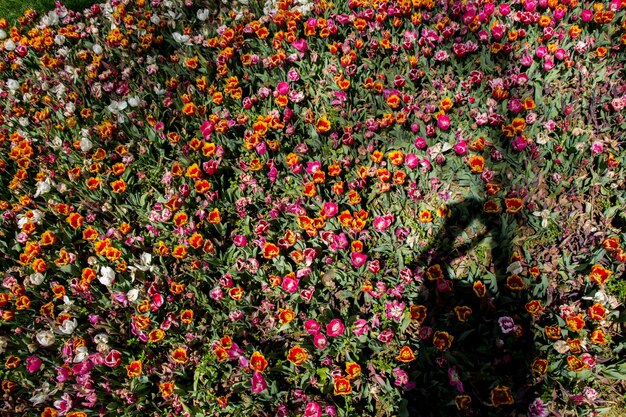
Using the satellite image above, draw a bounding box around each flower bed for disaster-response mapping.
[0,0,625,416]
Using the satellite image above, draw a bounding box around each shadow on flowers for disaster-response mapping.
[404,196,536,417]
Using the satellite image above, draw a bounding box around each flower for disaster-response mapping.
[490,385,514,407]
[432,331,454,352]
[333,377,352,396]
[326,319,345,337]
[250,351,268,372]
[287,346,308,366]
[126,360,142,377]
[396,346,416,362]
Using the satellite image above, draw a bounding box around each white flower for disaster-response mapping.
[6,79,19,91]
[98,266,115,286]
[4,38,16,51]
[197,9,209,21]
[553,340,570,354]
[172,32,192,45]
[506,261,523,275]
[94,334,109,345]
[29,273,45,286]
[92,44,103,55]
[127,96,140,107]
[0,337,7,353]
[73,346,89,363]
[36,330,55,347]
[127,288,139,302]
[0,29,6,40]
[80,137,93,152]
[58,318,78,335]
[34,178,52,198]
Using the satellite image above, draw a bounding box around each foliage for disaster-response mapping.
[0,1,625,417]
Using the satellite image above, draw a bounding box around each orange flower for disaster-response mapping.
[110,179,127,193]
[250,351,268,372]
[228,286,244,300]
[180,309,194,324]
[160,381,175,398]
[566,314,585,332]
[419,209,433,223]
[455,395,472,410]
[171,347,188,364]
[66,213,84,229]
[287,346,308,366]
[126,360,142,377]
[433,331,454,352]
[396,346,416,362]
[454,306,472,322]
[504,198,523,214]
[278,308,296,324]
[590,329,608,345]
[525,300,543,317]
[506,274,525,291]
[148,329,165,343]
[468,155,485,173]
[85,177,101,190]
[409,305,427,323]
[588,303,607,321]
[41,407,58,417]
[544,325,562,340]
[490,385,514,407]
[345,362,361,379]
[172,245,188,259]
[208,208,221,224]
[15,296,31,310]
[589,264,612,285]
[473,281,487,297]
[263,242,279,259]
[566,355,585,372]
[333,377,352,396]
[39,230,57,246]
[426,264,443,281]
[531,358,548,375]
[315,116,331,133]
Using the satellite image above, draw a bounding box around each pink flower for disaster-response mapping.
[251,372,267,393]
[304,402,322,417]
[313,333,328,349]
[26,356,43,373]
[233,235,247,247]
[200,120,214,138]
[281,276,300,293]
[276,81,290,95]
[104,350,122,367]
[292,38,308,52]
[437,114,451,130]
[454,140,467,155]
[352,319,370,336]
[350,252,367,267]
[405,153,419,168]
[326,319,345,337]
[581,9,593,22]
[321,202,339,218]
[304,319,321,334]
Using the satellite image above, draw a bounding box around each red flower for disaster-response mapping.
[333,377,352,396]
[250,351,268,372]
[287,346,308,366]
[396,346,416,362]
[263,242,279,259]
[490,385,514,407]
[504,198,523,213]
[589,264,612,285]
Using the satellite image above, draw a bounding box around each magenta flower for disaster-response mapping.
[350,252,367,267]
[437,114,451,130]
[326,319,345,337]
[251,372,267,393]
[304,402,322,417]
[26,355,43,373]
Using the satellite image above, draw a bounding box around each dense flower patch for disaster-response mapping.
[1,0,625,416]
